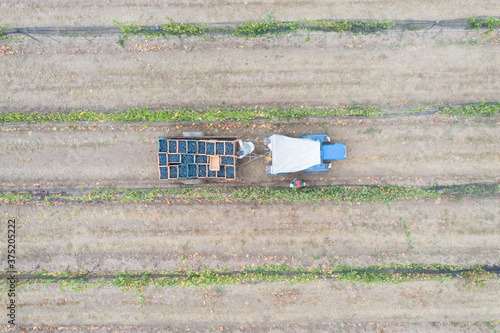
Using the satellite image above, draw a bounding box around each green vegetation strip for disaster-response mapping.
[468,16,500,35]
[1,103,499,124]
[112,14,396,41]
[0,185,438,205]
[437,103,500,116]
[2,264,496,306]
[110,14,500,40]
[3,184,497,206]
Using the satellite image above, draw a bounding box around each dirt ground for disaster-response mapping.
[4,279,499,329]
[2,323,498,333]
[1,3,500,330]
[1,197,498,272]
[0,115,498,189]
[2,0,499,26]
[1,32,499,112]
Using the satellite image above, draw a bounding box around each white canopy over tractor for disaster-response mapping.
[268,134,321,174]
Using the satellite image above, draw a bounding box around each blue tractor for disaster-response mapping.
[265,132,346,176]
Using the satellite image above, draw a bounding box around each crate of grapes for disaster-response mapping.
[158,134,238,182]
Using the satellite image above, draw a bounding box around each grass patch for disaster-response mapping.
[0,24,23,44]
[233,12,302,38]
[160,17,206,36]
[306,18,395,34]
[430,183,499,198]
[437,103,500,116]
[1,103,498,125]
[0,106,382,124]
[0,185,439,206]
[400,219,414,250]
[468,16,500,35]
[112,17,206,41]
[0,191,33,203]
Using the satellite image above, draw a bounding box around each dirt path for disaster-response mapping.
[8,279,500,328]
[2,0,499,27]
[2,197,498,272]
[0,115,498,189]
[1,32,499,112]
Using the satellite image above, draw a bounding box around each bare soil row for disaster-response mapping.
[2,0,499,27]
[1,115,498,189]
[3,197,498,272]
[1,32,499,112]
[8,279,499,327]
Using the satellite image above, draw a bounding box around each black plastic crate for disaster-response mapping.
[187,164,197,178]
[198,164,207,178]
[226,166,235,179]
[195,155,208,164]
[216,142,225,155]
[217,165,225,178]
[187,140,197,154]
[221,156,234,165]
[159,139,168,153]
[158,153,167,166]
[178,140,187,154]
[181,154,195,164]
[178,164,188,178]
[225,141,235,155]
[197,141,206,154]
[168,140,177,154]
[169,165,178,179]
[159,166,169,179]
[206,142,215,155]
[168,154,180,164]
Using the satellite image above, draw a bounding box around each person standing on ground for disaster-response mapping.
[290,179,305,188]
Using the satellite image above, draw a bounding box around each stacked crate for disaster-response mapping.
[158,138,236,180]
[158,138,169,179]
[204,140,236,180]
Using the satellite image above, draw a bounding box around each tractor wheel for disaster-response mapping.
[300,132,330,142]
[266,172,292,177]
[302,169,330,175]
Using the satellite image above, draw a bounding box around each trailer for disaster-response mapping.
[158,132,238,182]
[158,131,347,183]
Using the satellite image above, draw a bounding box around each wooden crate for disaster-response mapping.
[209,155,220,171]
[159,166,169,180]
[225,141,237,156]
[158,153,167,166]
[197,164,208,178]
[168,165,178,179]
[206,140,217,155]
[197,140,207,155]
